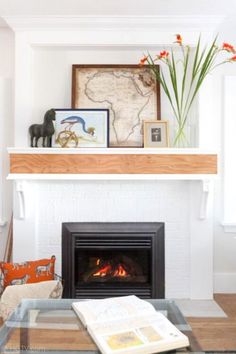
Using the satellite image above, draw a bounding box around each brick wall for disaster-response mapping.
[15,180,191,298]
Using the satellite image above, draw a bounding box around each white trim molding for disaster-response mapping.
[8,174,218,181]
[221,222,236,233]
[223,76,236,230]
[7,147,218,155]
[4,15,226,32]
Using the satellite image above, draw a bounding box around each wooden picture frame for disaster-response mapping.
[143,120,169,148]
[72,64,161,147]
[52,109,109,148]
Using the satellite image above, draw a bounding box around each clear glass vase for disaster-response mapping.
[170,110,197,148]
[173,123,190,148]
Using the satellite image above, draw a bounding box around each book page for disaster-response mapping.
[72,296,156,326]
[88,312,189,354]
[104,326,163,350]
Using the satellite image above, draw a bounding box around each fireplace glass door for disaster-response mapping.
[75,249,150,285]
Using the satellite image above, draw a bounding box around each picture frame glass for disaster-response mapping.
[52,109,109,148]
[72,65,161,147]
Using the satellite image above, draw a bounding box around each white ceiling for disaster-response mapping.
[0,0,236,17]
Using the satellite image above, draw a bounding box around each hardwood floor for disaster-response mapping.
[187,294,236,352]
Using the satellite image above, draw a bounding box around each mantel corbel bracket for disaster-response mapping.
[199,179,212,220]
[15,180,26,220]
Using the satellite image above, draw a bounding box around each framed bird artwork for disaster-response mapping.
[52,109,109,148]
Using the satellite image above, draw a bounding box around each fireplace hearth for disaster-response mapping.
[62,222,165,299]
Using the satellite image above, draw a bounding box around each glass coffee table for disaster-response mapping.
[0,299,203,353]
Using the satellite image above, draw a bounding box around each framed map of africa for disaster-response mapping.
[72,64,161,147]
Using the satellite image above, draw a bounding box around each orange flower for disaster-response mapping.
[175,34,183,45]
[139,55,148,66]
[158,50,169,59]
[229,55,236,61]
[223,42,235,53]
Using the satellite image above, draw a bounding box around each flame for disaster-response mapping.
[93,259,129,278]
[93,264,112,277]
[113,264,129,277]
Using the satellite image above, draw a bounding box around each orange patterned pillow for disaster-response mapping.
[0,256,56,289]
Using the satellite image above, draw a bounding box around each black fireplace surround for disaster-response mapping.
[62,222,165,299]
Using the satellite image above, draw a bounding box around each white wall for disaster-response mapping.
[31,47,184,147]
[0,28,14,260]
[25,40,204,149]
[212,16,236,292]
[32,48,151,120]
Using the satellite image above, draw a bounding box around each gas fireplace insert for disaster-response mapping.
[62,222,165,299]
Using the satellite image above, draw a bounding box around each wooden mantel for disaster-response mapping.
[8,148,218,177]
[8,147,218,220]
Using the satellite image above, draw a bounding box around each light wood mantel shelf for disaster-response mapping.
[8,147,218,179]
[8,148,218,220]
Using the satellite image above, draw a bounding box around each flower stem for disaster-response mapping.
[173,118,189,147]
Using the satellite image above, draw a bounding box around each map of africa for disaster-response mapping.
[73,67,159,146]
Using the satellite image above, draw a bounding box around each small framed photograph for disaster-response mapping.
[143,120,169,148]
[52,109,109,148]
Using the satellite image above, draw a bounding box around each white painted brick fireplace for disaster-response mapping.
[12,177,214,299]
[4,15,219,300]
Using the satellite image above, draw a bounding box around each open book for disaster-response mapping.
[72,295,189,354]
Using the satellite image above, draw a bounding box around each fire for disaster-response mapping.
[93,259,129,278]
[113,264,129,277]
[93,264,112,277]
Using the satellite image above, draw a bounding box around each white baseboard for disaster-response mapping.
[214,272,236,293]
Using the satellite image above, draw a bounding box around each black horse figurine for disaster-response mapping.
[29,109,56,147]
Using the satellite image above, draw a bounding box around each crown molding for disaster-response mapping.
[3,15,226,32]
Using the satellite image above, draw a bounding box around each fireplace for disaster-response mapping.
[62,222,165,299]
